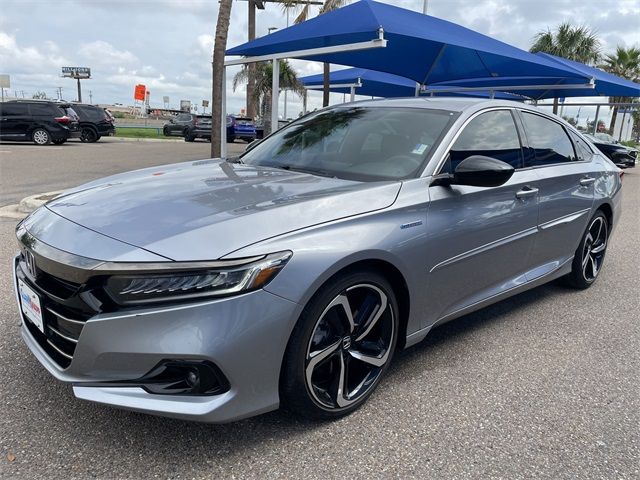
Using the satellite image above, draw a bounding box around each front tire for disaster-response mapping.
[281,269,399,420]
[163,126,171,136]
[184,134,195,142]
[32,128,51,145]
[564,211,609,289]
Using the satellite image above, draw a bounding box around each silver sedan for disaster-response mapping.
[13,98,622,422]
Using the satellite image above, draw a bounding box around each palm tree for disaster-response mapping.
[599,46,640,135]
[211,0,234,157]
[233,59,306,133]
[282,0,349,107]
[530,23,601,114]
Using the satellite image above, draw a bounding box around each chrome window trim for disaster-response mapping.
[427,106,519,177]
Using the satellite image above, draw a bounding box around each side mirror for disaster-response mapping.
[432,155,514,188]
[453,155,515,187]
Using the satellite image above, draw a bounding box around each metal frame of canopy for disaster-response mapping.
[222,28,387,157]
[535,101,639,136]
[420,80,596,99]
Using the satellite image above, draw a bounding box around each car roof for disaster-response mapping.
[340,96,558,115]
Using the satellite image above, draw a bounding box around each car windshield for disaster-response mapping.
[240,106,457,182]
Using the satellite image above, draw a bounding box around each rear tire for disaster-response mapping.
[80,127,98,143]
[184,134,195,142]
[227,135,235,143]
[564,211,609,289]
[32,128,51,145]
[163,126,171,136]
[281,269,399,420]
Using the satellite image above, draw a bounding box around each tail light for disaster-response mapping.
[54,116,71,125]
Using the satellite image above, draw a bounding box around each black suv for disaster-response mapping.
[70,104,116,142]
[0,100,80,145]
[163,113,209,137]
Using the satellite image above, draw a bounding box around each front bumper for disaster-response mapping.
[14,254,301,423]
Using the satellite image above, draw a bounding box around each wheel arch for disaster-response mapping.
[595,202,613,230]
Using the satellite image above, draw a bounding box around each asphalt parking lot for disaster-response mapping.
[0,141,638,479]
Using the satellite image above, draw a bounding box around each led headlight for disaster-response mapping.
[104,251,291,305]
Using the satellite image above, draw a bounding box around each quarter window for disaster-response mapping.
[569,132,594,162]
[447,110,523,171]
[29,103,57,116]
[521,112,576,166]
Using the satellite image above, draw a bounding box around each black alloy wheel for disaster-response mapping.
[282,270,398,419]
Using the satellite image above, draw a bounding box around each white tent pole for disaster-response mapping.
[221,66,227,157]
[415,83,420,97]
[271,58,280,134]
[350,86,355,102]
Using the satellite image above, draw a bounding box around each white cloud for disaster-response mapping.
[78,40,138,66]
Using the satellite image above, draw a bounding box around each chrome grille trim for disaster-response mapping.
[46,339,73,360]
[47,325,79,344]
[46,307,85,325]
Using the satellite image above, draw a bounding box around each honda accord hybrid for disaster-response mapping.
[13,98,622,422]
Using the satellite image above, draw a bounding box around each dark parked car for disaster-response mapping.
[70,104,116,143]
[0,100,80,145]
[184,117,212,142]
[584,133,637,168]
[163,113,210,137]
[227,115,256,142]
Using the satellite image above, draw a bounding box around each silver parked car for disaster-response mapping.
[13,98,622,422]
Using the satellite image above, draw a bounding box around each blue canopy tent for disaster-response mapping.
[227,0,591,85]
[300,67,523,100]
[424,55,640,100]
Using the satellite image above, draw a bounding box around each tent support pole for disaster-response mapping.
[593,104,601,134]
[415,83,420,97]
[221,66,227,158]
[350,86,355,102]
[271,58,280,134]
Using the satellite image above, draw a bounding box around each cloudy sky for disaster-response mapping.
[1,0,639,124]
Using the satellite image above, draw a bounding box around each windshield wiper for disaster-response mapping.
[277,165,336,178]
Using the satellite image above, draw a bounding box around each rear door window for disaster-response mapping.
[447,109,523,171]
[521,112,576,166]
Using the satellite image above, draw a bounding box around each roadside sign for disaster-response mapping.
[134,84,146,101]
[202,100,209,108]
[0,74,9,88]
[163,96,170,104]
[62,67,91,79]
[180,100,191,112]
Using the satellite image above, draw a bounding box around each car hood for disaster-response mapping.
[46,159,401,261]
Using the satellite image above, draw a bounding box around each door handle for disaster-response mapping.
[516,186,539,199]
[579,177,595,186]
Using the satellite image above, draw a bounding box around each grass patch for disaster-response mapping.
[115,127,172,139]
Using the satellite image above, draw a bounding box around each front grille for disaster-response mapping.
[16,253,97,369]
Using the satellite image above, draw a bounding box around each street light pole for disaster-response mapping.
[422,0,428,14]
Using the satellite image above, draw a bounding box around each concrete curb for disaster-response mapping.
[19,191,64,213]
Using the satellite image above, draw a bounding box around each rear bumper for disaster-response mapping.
[14,253,301,423]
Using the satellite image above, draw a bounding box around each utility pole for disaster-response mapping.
[89,90,93,104]
[422,0,428,14]
[56,86,63,100]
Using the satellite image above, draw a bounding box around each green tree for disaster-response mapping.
[233,59,305,134]
[599,46,640,136]
[530,23,601,114]
[210,0,233,157]
[282,0,349,107]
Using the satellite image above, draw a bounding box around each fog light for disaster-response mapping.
[186,370,199,388]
